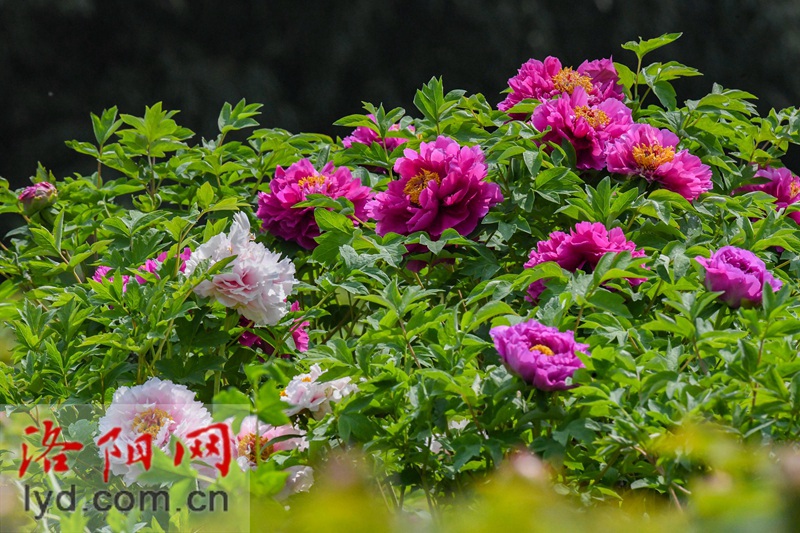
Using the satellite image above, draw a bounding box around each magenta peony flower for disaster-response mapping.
[342,114,414,151]
[95,377,213,485]
[368,135,503,242]
[256,159,373,249]
[695,246,782,308]
[490,319,589,391]
[156,247,193,273]
[532,87,633,170]
[18,182,57,215]
[239,301,309,355]
[524,222,646,301]
[605,124,713,201]
[93,266,131,292]
[498,56,624,117]
[734,166,800,224]
[231,415,307,472]
[184,213,297,326]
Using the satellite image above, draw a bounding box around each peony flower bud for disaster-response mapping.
[18,182,57,215]
[695,246,782,308]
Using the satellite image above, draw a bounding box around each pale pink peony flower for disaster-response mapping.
[367,135,502,240]
[281,364,358,418]
[605,123,713,201]
[231,415,308,472]
[276,465,315,498]
[498,56,624,117]
[95,377,213,485]
[184,212,296,326]
[532,87,633,170]
[734,166,800,224]
[490,319,589,391]
[524,222,646,301]
[256,159,373,249]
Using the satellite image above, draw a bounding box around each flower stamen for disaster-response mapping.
[403,169,442,205]
[529,344,555,356]
[632,143,675,171]
[298,174,327,189]
[132,407,173,438]
[552,68,593,95]
[238,433,274,464]
[790,180,800,199]
[574,106,610,128]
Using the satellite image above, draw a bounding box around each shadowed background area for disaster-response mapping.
[2,0,800,234]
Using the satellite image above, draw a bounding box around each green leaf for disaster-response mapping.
[621,33,683,61]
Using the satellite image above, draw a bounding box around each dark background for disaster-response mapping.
[2,0,799,225]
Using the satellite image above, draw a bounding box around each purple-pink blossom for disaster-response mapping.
[18,182,57,215]
[342,114,414,151]
[734,166,800,224]
[239,301,309,355]
[256,159,373,249]
[231,415,308,472]
[490,319,589,391]
[605,124,713,201]
[695,246,782,308]
[524,222,646,301]
[532,87,633,170]
[498,56,623,117]
[367,136,503,241]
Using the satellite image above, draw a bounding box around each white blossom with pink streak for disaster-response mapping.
[281,364,359,417]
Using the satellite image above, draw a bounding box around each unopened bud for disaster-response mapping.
[18,182,57,215]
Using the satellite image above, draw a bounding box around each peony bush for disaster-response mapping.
[2,33,800,531]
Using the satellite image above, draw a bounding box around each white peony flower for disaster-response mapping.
[281,364,359,418]
[185,212,296,326]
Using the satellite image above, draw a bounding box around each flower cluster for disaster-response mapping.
[368,135,503,240]
[490,319,589,391]
[501,56,713,201]
[524,221,646,301]
[185,212,296,326]
[498,56,623,116]
[257,159,373,249]
[93,247,192,291]
[281,363,359,418]
[696,246,782,308]
[734,165,800,223]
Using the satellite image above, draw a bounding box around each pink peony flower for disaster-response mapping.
[695,246,782,308]
[256,159,373,249]
[156,247,193,273]
[605,124,713,201]
[734,166,800,224]
[490,319,589,391]
[184,212,296,326]
[93,265,131,292]
[368,135,503,241]
[18,182,57,215]
[342,114,414,151]
[524,222,646,301]
[281,363,358,418]
[231,415,308,472]
[95,377,213,485]
[239,301,309,355]
[532,87,633,170]
[498,56,624,117]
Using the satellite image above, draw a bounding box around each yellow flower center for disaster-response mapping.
[238,433,274,464]
[574,106,610,128]
[132,407,173,438]
[403,169,442,205]
[552,68,593,95]
[301,376,312,383]
[529,344,555,356]
[298,174,326,188]
[280,389,287,397]
[632,143,675,171]
[791,181,800,198]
